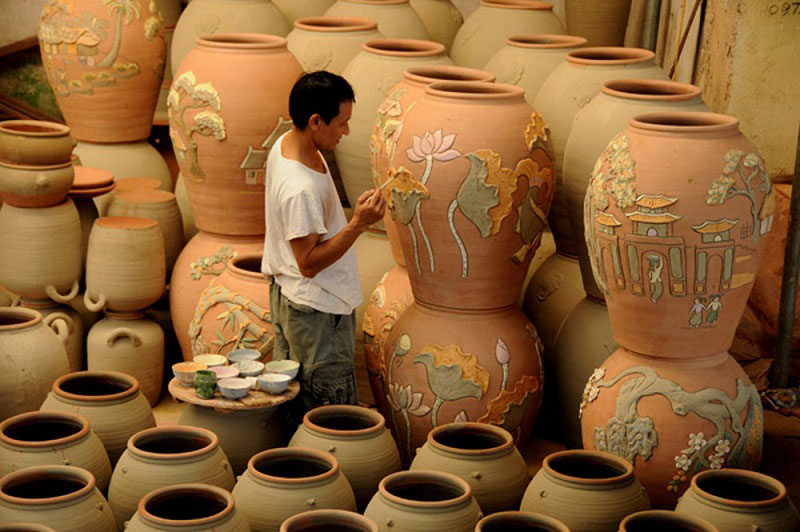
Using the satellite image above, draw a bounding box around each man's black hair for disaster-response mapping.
[289,71,355,130]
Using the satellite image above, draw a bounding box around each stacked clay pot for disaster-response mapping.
[273,0,336,24]
[19,298,84,373]
[325,0,430,40]
[287,16,384,74]
[579,112,771,507]
[126,484,251,531]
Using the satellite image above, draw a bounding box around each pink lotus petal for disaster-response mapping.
[434,149,461,162]
[409,391,423,411]
[495,337,510,365]
[406,147,425,162]
[440,133,456,152]
[421,131,434,155]
[432,129,443,150]
[412,135,422,155]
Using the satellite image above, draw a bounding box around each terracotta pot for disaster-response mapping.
[483,34,587,104]
[564,0,630,47]
[0,199,82,304]
[287,16,384,74]
[84,216,166,313]
[0,524,56,531]
[382,302,544,464]
[280,509,378,532]
[40,371,156,465]
[126,483,251,531]
[0,307,70,421]
[0,411,111,492]
[73,141,172,197]
[189,253,273,358]
[336,39,452,208]
[475,511,570,532]
[532,47,667,258]
[410,422,529,513]
[619,510,718,532]
[38,0,166,142]
[408,0,463,52]
[173,173,197,243]
[289,405,401,510]
[109,426,235,529]
[579,348,763,508]
[520,450,650,530]
[386,81,554,309]
[87,312,165,407]
[274,0,336,24]
[0,160,74,208]
[114,177,162,193]
[232,447,357,530]
[20,299,84,372]
[364,470,482,532]
[169,33,302,235]
[325,0,430,39]
[675,469,800,531]
[0,465,116,531]
[451,0,566,69]
[0,120,74,166]
[585,112,772,357]
[153,0,182,125]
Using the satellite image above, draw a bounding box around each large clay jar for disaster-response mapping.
[87,312,165,407]
[363,470,482,532]
[674,469,800,531]
[84,216,166,313]
[337,39,452,208]
[520,450,650,531]
[0,307,70,421]
[0,161,74,208]
[289,405,401,510]
[0,199,82,305]
[38,0,166,142]
[153,0,182,124]
[232,448,357,530]
[325,0,430,40]
[450,1,566,69]
[620,511,719,532]
[170,231,264,360]
[171,0,289,78]
[287,17,384,74]
[280,509,378,532]
[578,349,763,508]
[475,511,570,532]
[0,411,111,492]
[126,484,251,531]
[173,174,197,242]
[0,120,74,166]
[109,426,235,529]
[189,253,273,358]
[274,0,336,24]
[564,0,631,47]
[584,112,772,357]
[410,422,528,513]
[40,371,156,465]
[408,0,463,52]
[0,465,116,532]
[0,524,56,531]
[19,299,84,372]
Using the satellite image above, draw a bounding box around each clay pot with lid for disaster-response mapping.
[0,120,75,165]
[0,306,70,421]
[363,470,482,532]
[520,450,650,531]
[19,299,84,372]
[410,422,528,513]
[0,411,111,492]
[475,511,570,532]
[0,465,116,531]
[126,483,251,531]
[109,426,235,529]
[0,161,74,208]
[39,371,156,465]
[289,404,401,510]
[451,1,566,69]
[287,16,384,74]
[620,510,719,532]
[281,509,378,532]
[232,447,357,530]
[325,0,430,40]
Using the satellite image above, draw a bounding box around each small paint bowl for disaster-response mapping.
[265,359,300,380]
[233,360,265,377]
[227,348,262,364]
[172,361,207,386]
[210,365,239,380]
[193,354,227,368]
[217,377,250,400]
[258,373,292,394]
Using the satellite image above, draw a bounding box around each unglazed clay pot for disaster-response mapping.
[408,0,463,52]
[40,371,156,465]
[109,426,235,529]
[382,302,544,464]
[0,307,70,421]
[578,349,762,508]
[274,0,336,24]
[0,523,56,531]
[520,450,650,531]
[475,511,570,532]
[0,465,116,531]
[386,81,554,309]
[364,470,482,532]
[325,0,430,40]
[73,141,172,192]
[620,510,718,532]
[280,509,379,532]
[173,173,197,242]
[289,405,401,510]
[126,483,251,531]
[0,120,74,166]
[153,0,182,124]
[0,161,74,208]
[584,112,772,357]
[0,411,111,492]
[232,448,357,530]
[410,422,529,513]
[483,34,587,104]
[20,299,84,372]
[287,16,384,74]
[564,0,631,47]
[114,177,162,193]
[337,39,452,208]
[450,0,566,69]
[189,253,273,358]
[674,469,800,531]
[169,33,302,235]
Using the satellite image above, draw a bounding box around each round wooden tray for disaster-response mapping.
[168,377,299,414]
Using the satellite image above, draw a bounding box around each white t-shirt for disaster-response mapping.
[261,132,362,314]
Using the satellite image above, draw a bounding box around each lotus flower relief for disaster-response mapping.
[406,129,461,163]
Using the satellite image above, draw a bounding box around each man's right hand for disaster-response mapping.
[352,188,387,230]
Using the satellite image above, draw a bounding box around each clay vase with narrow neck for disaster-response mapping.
[280,509,379,532]
[408,0,463,53]
[564,0,631,46]
[475,511,570,532]
[451,0,566,69]
[337,39,452,208]
[287,16,384,74]
[20,298,84,372]
[274,0,336,24]
[620,510,719,532]
[325,0,430,40]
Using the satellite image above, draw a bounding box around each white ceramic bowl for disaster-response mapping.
[258,373,292,394]
[264,359,300,380]
[193,354,227,368]
[233,360,265,377]
[210,365,239,380]
[227,348,262,364]
[217,377,250,400]
[243,376,259,390]
[172,361,207,386]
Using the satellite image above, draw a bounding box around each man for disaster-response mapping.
[262,71,386,418]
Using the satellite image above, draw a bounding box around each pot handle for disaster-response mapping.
[84,291,107,312]
[46,280,79,304]
[43,312,72,344]
[35,172,50,189]
[107,327,142,348]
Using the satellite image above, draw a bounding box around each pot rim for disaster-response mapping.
[476,510,570,532]
[303,404,386,438]
[542,449,634,486]
[294,16,379,33]
[94,215,160,230]
[602,79,702,102]
[567,46,655,66]
[127,426,218,461]
[0,465,95,506]
[196,33,288,51]
[112,188,176,205]
[0,120,71,138]
[0,307,42,331]
[247,447,340,485]
[481,0,554,10]
[52,370,141,403]
[427,422,513,457]
[630,111,739,134]
[0,411,90,449]
[0,160,73,171]
[280,509,379,532]
[689,468,788,509]
[137,483,235,526]
[506,34,587,49]
[363,39,445,58]
[339,0,408,4]
[620,510,717,531]
[225,252,265,281]
[404,65,495,86]
[113,177,162,191]
[378,470,472,509]
[425,81,525,102]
